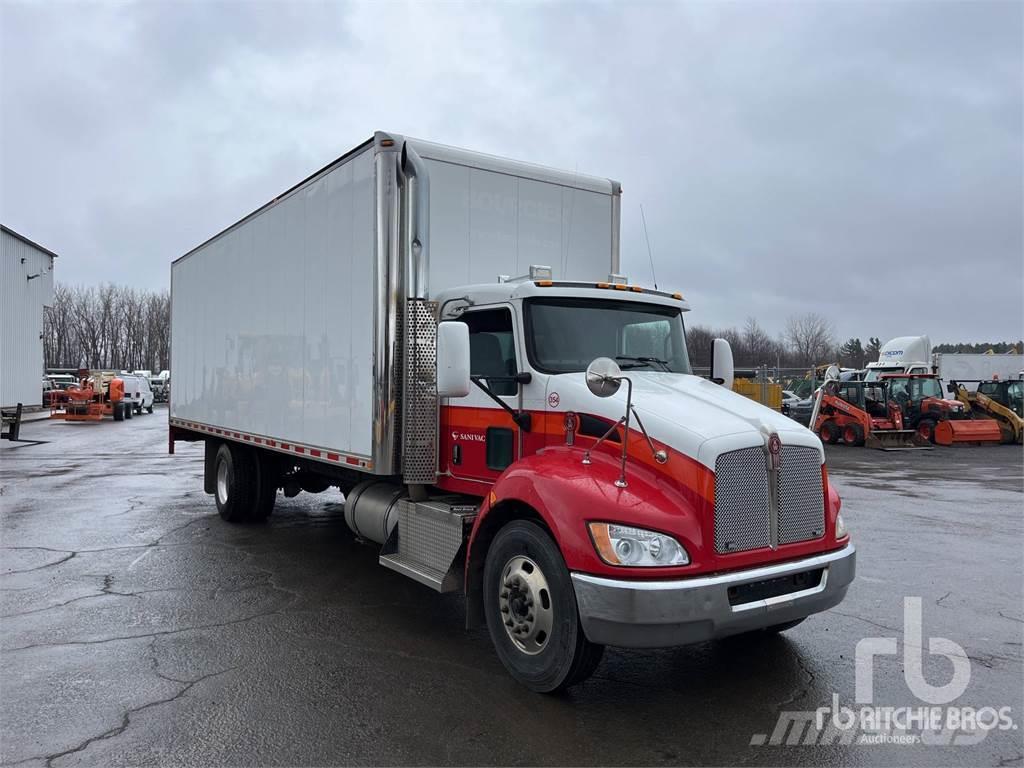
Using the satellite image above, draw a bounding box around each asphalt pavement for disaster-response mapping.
[1,410,1021,766]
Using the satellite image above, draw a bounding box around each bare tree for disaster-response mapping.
[43,282,171,371]
[785,313,836,367]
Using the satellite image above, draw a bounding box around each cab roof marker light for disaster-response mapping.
[630,286,643,293]
[535,280,553,287]
[596,282,611,289]
[673,292,684,300]
[613,283,628,290]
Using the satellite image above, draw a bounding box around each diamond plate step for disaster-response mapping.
[379,552,450,591]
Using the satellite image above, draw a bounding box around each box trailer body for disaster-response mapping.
[171,133,619,474]
[170,132,853,692]
[932,353,1023,393]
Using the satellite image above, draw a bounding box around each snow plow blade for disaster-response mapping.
[865,430,932,451]
[934,419,1004,446]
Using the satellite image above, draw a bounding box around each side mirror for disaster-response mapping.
[436,322,470,397]
[585,357,622,398]
[710,338,734,389]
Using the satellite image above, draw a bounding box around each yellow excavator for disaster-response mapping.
[950,378,1024,444]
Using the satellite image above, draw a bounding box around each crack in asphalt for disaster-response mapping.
[2,551,76,575]
[775,652,816,711]
[29,665,234,768]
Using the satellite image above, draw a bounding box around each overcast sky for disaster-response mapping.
[2,1,1021,344]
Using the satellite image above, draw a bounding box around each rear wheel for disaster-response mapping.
[916,418,936,443]
[251,451,279,521]
[842,423,865,447]
[819,420,841,444]
[214,443,260,523]
[112,402,124,421]
[146,405,154,414]
[124,403,133,419]
[483,520,603,692]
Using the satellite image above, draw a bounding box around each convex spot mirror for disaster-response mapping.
[586,357,622,398]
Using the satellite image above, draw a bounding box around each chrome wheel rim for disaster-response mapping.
[216,461,229,506]
[499,555,553,656]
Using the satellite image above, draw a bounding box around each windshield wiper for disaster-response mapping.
[615,355,671,372]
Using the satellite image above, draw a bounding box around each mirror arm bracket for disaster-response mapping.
[470,377,532,432]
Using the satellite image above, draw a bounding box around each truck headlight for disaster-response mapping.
[835,513,848,539]
[588,523,689,567]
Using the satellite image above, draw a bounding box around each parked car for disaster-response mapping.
[121,374,154,414]
[781,389,800,415]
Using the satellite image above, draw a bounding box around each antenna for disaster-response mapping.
[640,203,657,289]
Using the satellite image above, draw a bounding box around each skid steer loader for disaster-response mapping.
[810,367,929,450]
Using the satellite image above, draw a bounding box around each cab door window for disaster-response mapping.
[463,308,517,397]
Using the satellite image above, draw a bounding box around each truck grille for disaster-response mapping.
[714,444,824,554]
[778,445,825,545]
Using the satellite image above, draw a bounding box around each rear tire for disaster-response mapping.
[146,405,153,414]
[916,419,936,443]
[112,402,124,421]
[820,420,841,444]
[842,423,865,447]
[251,451,279,521]
[214,443,259,523]
[483,520,604,692]
[124,403,133,420]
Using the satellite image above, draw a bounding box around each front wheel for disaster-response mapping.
[146,405,154,414]
[916,418,936,443]
[483,520,603,692]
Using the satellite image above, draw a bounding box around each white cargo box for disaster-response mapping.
[171,132,620,474]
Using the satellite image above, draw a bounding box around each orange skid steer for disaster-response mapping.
[812,379,929,450]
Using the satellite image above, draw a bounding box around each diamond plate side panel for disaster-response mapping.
[778,445,825,545]
[397,500,465,573]
[714,447,771,554]
[401,299,438,483]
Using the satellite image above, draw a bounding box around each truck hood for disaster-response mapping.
[551,371,823,470]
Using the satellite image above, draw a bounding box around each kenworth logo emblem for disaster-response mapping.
[768,433,782,470]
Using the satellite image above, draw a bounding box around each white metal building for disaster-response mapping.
[1,225,57,408]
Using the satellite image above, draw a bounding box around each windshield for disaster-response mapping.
[525,297,692,374]
[916,378,942,399]
[865,366,903,382]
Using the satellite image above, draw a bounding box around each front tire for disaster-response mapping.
[146,405,154,414]
[483,520,603,692]
[916,418,936,443]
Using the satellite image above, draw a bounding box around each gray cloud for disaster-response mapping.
[2,0,1020,344]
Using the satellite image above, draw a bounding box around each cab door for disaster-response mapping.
[440,306,525,486]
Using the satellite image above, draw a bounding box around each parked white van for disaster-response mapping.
[121,374,154,414]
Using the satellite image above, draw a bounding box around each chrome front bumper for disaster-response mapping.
[571,543,855,648]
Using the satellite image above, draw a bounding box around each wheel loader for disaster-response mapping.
[950,378,1023,444]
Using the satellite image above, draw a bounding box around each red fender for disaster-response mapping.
[466,445,708,580]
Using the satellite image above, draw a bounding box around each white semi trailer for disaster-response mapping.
[170,132,854,691]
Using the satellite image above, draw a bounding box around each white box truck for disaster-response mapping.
[170,132,854,691]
